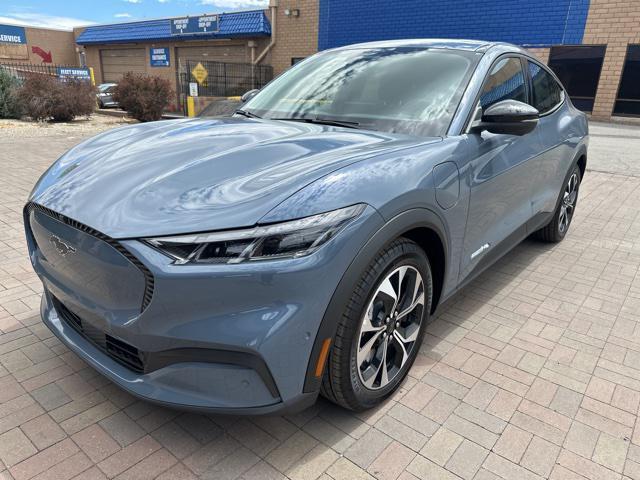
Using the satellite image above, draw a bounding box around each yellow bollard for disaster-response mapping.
[187,96,195,117]
[89,67,95,86]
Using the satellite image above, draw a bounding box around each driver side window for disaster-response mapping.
[480,57,527,110]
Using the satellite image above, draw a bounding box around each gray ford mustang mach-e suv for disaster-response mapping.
[25,39,588,414]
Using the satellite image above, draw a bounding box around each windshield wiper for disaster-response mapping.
[271,117,360,129]
[234,109,261,119]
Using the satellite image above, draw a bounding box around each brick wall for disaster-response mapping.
[267,0,319,75]
[0,26,77,65]
[25,27,77,65]
[526,48,551,64]
[79,36,270,111]
[582,0,640,119]
[83,40,254,80]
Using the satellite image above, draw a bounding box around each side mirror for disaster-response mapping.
[241,89,260,103]
[472,100,539,136]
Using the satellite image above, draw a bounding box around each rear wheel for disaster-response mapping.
[535,165,581,243]
[321,238,432,410]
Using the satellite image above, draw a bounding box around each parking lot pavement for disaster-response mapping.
[589,122,640,177]
[1,116,640,480]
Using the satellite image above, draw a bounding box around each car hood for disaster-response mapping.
[30,117,438,238]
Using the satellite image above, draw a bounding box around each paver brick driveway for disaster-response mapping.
[1,117,640,480]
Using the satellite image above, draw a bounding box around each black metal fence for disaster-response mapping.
[0,63,61,80]
[1,63,93,87]
[178,60,273,98]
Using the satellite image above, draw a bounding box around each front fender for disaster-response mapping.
[302,207,449,394]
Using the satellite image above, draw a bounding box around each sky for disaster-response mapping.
[0,0,270,30]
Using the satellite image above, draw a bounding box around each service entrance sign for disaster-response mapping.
[150,47,170,67]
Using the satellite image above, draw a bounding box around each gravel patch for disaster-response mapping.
[0,114,137,139]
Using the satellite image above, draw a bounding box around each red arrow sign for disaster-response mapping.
[31,46,52,63]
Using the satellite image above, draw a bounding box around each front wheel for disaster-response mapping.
[321,238,432,411]
[535,165,581,243]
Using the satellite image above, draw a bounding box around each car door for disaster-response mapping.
[525,60,576,221]
[458,55,542,282]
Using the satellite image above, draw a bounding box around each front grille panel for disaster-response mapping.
[53,296,144,374]
[106,335,145,373]
[25,202,154,312]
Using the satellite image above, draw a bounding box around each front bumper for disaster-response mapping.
[42,292,318,414]
[29,204,383,413]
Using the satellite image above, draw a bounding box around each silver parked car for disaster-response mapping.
[96,82,118,108]
[25,40,587,414]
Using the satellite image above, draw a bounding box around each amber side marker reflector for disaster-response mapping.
[315,338,332,377]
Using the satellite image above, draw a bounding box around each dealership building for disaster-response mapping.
[1,0,639,119]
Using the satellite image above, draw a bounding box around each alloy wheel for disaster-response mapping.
[559,172,579,234]
[356,265,425,390]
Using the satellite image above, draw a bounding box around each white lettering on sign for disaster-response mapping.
[0,34,22,43]
[58,68,89,77]
[151,49,167,61]
[198,16,217,30]
[173,18,188,32]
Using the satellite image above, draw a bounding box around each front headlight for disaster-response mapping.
[145,204,366,265]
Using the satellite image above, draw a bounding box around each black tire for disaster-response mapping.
[534,165,581,243]
[321,238,433,411]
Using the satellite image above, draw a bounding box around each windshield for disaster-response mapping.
[98,84,114,93]
[244,47,478,136]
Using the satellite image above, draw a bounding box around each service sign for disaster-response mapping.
[150,47,170,67]
[0,24,26,44]
[57,67,91,81]
[171,15,219,36]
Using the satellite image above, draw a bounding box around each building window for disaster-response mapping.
[291,57,306,66]
[548,46,605,113]
[614,45,640,117]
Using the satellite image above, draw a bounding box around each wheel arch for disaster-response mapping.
[401,226,445,314]
[577,153,587,179]
[303,208,449,394]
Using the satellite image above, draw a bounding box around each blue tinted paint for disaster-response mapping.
[319,0,590,49]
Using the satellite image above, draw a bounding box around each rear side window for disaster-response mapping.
[480,57,527,109]
[528,61,563,114]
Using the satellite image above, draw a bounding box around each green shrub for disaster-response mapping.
[0,69,22,119]
[17,74,95,122]
[113,72,172,122]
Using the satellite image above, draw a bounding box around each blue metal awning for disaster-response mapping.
[76,10,270,45]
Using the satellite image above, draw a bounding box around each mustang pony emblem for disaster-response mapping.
[49,235,76,256]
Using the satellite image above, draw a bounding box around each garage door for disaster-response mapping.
[176,45,247,67]
[100,48,146,82]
